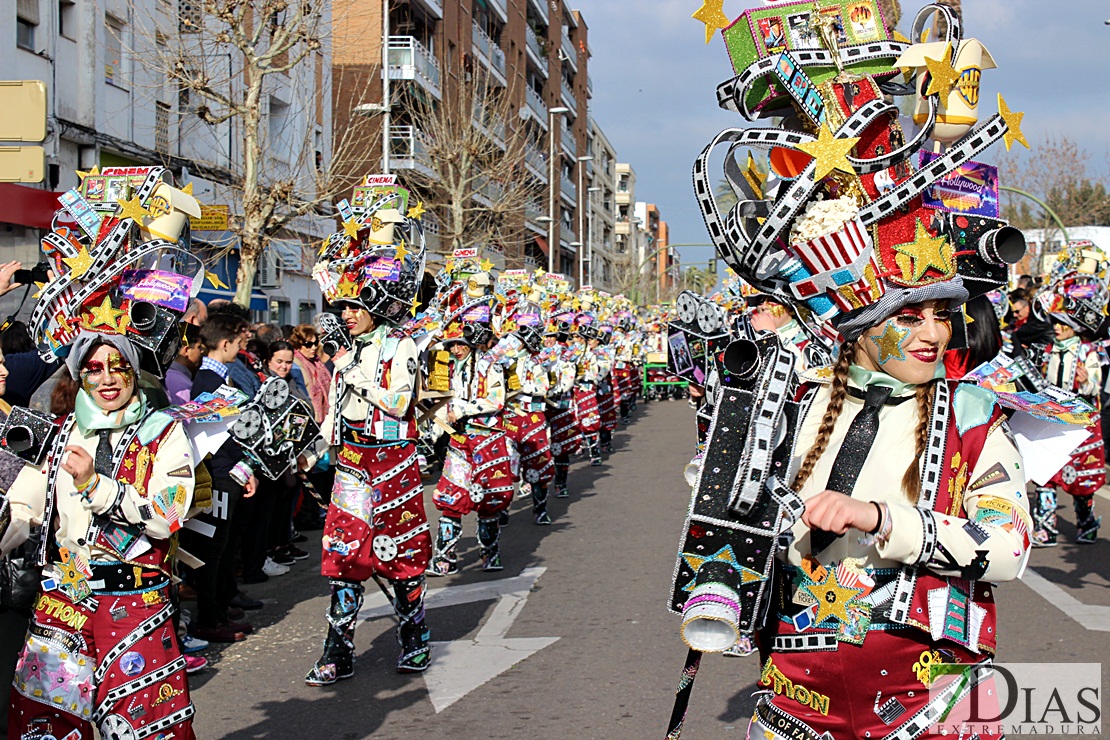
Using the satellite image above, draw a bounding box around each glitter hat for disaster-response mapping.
[691,3,1028,344]
[30,165,205,378]
[1036,242,1110,335]
[313,175,426,325]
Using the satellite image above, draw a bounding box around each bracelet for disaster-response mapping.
[73,473,99,503]
[858,501,892,547]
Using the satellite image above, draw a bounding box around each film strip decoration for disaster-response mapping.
[317,192,407,262]
[93,656,187,724]
[911,4,962,55]
[94,602,174,683]
[33,414,77,565]
[883,662,995,740]
[771,633,839,653]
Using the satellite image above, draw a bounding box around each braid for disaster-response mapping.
[792,344,855,491]
[900,380,936,504]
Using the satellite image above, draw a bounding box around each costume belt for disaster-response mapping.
[87,561,170,594]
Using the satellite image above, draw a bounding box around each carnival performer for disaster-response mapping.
[1,166,203,740]
[430,273,515,575]
[612,315,640,423]
[544,312,580,499]
[665,5,1049,737]
[572,315,605,466]
[595,324,620,454]
[303,178,433,683]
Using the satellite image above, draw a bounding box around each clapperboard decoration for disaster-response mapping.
[667,291,731,386]
[230,377,321,479]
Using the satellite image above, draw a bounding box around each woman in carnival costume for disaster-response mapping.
[665,4,1059,738]
[1,166,204,740]
[303,179,433,682]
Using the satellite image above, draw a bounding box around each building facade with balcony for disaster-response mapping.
[2,0,332,322]
[586,119,618,292]
[331,0,595,278]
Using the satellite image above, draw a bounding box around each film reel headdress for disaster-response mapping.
[31,165,206,378]
[1036,241,1110,335]
[313,175,427,325]
[692,2,1029,344]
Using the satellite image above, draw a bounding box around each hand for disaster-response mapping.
[446,409,458,425]
[297,454,309,472]
[1076,365,1089,385]
[801,490,880,536]
[0,262,23,296]
[750,310,778,333]
[332,347,348,362]
[61,446,96,488]
[688,384,705,399]
[243,474,258,498]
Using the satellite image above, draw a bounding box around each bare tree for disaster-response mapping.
[125,0,377,304]
[877,0,901,33]
[399,68,542,261]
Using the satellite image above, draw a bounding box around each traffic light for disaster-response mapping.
[0,80,47,183]
[707,257,717,275]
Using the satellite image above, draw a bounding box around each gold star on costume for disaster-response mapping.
[182,182,194,195]
[692,0,730,45]
[870,321,910,363]
[804,569,864,625]
[480,258,495,272]
[341,218,361,240]
[62,246,94,279]
[116,195,151,224]
[533,268,546,278]
[893,219,953,283]
[394,240,409,261]
[57,552,87,591]
[681,545,765,591]
[205,270,229,289]
[795,124,860,181]
[75,165,100,182]
[410,294,420,317]
[86,295,127,331]
[997,94,1029,151]
[406,201,426,220]
[922,43,960,106]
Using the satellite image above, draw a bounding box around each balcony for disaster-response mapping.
[524,143,547,181]
[487,0,508,23]
[560,76,576,111]
[525,200,546,233]
[561,125,576,157]
[561,33,577,71]
[472,22,507,86]
[473,176,506,207]
[560,175,576,204]
[587,73,593,97]
[387,37,442,100]
[412,0,443,20]
[525,86,547,125]
[560,228,577,251]
[586,158,594,179]
[525,26,548,76]
[389,125,434,178]
[528,0,547,19]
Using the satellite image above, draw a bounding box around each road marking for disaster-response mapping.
[360,567,559,713]
[1021,567,1110,632]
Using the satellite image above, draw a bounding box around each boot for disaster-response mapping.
[428,517,462,576]
[588,436,602,466]
[392,576,431,673]
[554,459,570,498]
[498,510,510,527]
[1031,487,1058,548]
[531,482,552,525]
[599,429,613,454]
[305,580,363,686]
[477,516,503,572]
[1075,496,1101,544]
[620,399,631,424]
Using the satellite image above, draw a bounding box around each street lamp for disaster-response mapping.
[586,186,601,286]
[547,107,570,274]
[575,155,593,287]
[381,0,392,174]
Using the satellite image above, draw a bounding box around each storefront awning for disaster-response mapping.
[0,183,64,230]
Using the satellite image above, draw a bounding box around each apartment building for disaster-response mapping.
[2,0,332,323]
[585,118,617,291]
[332,0,595,276]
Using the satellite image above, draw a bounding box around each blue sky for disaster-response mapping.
[574,0,1110,270]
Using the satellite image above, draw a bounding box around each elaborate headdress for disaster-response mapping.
[692,2,1028,343]
[313,175,426,324]
[30,165,205,378]
[1036,241,1110,335]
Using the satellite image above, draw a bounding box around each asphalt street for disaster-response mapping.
[188,400,1110,739]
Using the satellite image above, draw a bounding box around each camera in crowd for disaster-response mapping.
[317,312,353,357]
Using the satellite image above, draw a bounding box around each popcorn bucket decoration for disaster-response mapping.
[784,199,885,315]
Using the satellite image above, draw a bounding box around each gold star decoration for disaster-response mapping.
[997,94,1029,151]
[205,270,229,289]
[870,321,910,363]
[893,219,953,283]
[116,195,151,224]
[410,293,420,317]
[922,42,960,106]
[62,246,94,279]
[534,268,546,279]
[803,568,864,625]
[85,295,127,331]
[795,123,860,181]
[75,165,100,183]
[181,182,194,195]
[341,218,361,240]
[394,239,409,261]
[681,545,765,590]
[692,0,730,45]
[480,258,495,272]
[406,201,426,220]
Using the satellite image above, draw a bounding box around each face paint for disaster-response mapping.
[107,352,135,387]
[80,351,134,394]
[80,361,104,394]
[868,320,910,364]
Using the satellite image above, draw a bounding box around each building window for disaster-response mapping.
[105,18,127,88]
[17,0,39,50]
[618,175,628,193]
[180,0,201,33]
[58,0,77,40]
[155,102,171,154]
[299,301,316,325]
